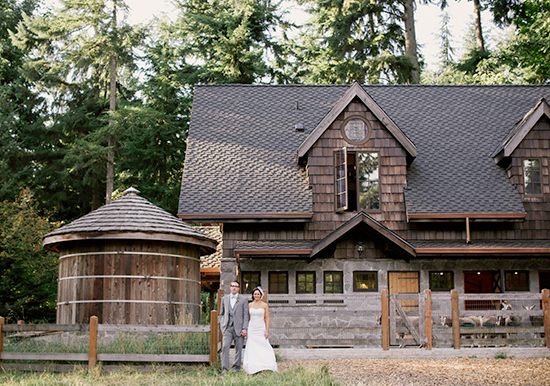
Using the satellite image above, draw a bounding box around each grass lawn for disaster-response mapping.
[0,363,339,386]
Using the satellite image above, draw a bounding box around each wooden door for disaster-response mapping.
[388,271,420,345]
[388,271,419,311]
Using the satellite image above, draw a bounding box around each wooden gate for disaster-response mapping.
[388,272,421,347]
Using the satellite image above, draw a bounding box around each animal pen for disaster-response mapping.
[266,289,550,349]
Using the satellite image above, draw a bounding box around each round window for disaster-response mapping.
[342,116,371,144]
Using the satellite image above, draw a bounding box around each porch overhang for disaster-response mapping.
[406,212,526,222]
[310,212,416,260]
[201,267,220,292]
[235,241,314,259]
[413,240,550,257]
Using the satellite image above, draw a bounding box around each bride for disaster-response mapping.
[243,286,278,374]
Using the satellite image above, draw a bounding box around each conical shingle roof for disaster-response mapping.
[43,188,217,254]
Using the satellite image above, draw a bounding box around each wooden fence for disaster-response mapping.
[381,289,550,350]
[0,310,218,371]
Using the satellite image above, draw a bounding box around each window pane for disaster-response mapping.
[358,153,379,210]
[269,272,288,294]
[324,271,343,294]
[334,148,348,211]
[296,271,316,294]
[353,271,377,292]
[523,159,541,195]
[344,118,369,142]
[505,271,529,291]
[242,271,260,295]
[429,271,454,291]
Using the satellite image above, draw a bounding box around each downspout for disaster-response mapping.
[465,217,471,245]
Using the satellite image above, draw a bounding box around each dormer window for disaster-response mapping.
[335,148,379,212]
[523,159,541,195]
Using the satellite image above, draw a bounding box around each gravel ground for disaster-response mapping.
[280,358,550,386]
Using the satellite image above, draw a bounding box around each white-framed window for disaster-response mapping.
[523,159,541,195]
[334,149,379,212]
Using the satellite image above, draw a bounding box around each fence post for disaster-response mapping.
[451,289,460,349]
[381,289,389,350]
[0,316,4,367]
[210,310,218,365]
[424,289,432,350]
[217,289,225,344]
[542,289,550,349]
[17,320,24,333]
[88,316,98,370]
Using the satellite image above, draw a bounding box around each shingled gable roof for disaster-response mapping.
[44,187,217,254]
[178,84,550,221]
[310,211,416,259]
[296,82,417,160]
[492,98,550,164]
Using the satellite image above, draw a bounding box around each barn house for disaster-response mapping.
[178,83,550,347]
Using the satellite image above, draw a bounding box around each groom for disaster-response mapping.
[219,280,249,374]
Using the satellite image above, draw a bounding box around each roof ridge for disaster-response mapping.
[194,83,550,88]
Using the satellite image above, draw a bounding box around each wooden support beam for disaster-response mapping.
[210,310,218,365]
[542,289,550,349]
[209,291,215,314]
[217,289,224,345]
[424,289,432,350]
[88,316,98,370]
[0,316,4,367]
[381,290,389,350]
[451,290,460,349]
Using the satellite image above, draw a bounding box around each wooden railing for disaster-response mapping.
[0,310,218,371]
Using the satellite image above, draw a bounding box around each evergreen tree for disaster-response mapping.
[295,0,414,84]
[494,0,550,83]
[11,0,143,218]
[0,0,47,205]
[437,11,455,68]
[422,19,529,85]
[0,189,58,323]
[170,0,288,84]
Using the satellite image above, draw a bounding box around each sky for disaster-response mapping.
[43,0,500,72]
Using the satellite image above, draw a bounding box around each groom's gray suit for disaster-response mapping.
[219,293,249,372]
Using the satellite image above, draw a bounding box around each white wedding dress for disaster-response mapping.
[243,307,278,374]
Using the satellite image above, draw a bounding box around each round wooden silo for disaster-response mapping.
[43,188,217,325]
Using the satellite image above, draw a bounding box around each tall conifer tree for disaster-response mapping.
[170,0,289,84]
[11,0,142,216]
[295,0,413,84]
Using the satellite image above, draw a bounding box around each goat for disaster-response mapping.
[522,305,544,345]
[440,315,480,327]
[441,315,501,346]
[522,305,543,326]
[500,302,521,340]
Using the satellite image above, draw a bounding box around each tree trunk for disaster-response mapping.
[403,0,420,83]
[473,0,485,51]
[105,3,117,204]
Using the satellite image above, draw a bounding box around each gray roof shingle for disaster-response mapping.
[178,84,550,217]
[45,189,216,247]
